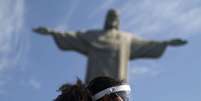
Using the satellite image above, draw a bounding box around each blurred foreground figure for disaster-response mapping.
[87,76,131,101]
[33,9,187,83]
[54,79,92,101]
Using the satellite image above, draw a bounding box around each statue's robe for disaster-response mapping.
[52,29,167,83]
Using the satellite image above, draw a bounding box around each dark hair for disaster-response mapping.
[87,76,122,96]
[54,79,92,101]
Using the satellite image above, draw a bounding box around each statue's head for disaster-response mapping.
[104,9,119,30]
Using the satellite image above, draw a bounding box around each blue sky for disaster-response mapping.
[0,0,201,101]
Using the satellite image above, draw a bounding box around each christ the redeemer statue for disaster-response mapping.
[33,9,187,83]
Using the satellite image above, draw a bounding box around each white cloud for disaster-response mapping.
[56,0,80,30]
[0,0,27,93]
[87,0,115,18]
[0,0,27,71]
[29,79,41,90]
[119,0,201,38]
[128,61,162,78]
[129,66,160,78]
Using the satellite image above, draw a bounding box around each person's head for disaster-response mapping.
[104,9,120,30]
[87,77,131,101]
[54,79,92,101]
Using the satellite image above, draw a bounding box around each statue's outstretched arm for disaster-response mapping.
[33,26,57,35]
[130,38,167,60]
[130,37,187,60]
[32,27,89,55]
[163,38,187,46]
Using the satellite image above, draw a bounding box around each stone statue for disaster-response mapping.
[33,9,187,83]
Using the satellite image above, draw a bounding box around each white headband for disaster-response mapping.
[92,84,131,101]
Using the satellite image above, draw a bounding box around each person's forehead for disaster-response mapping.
[108,96,123,101]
